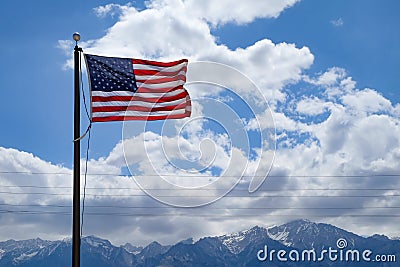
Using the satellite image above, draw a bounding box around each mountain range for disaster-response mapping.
[0,219,398,266]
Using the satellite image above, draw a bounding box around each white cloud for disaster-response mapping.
[59,1,313,104]
[224,40,314,102]
[183,0,300,26]
[296,97,330,116]
[341,88,393,114]
[0,147,71,204]
[93,3,133,18]
[305,67,347,86]
[331,18,344,27]
[296,69,400,163]
[0,147,72,240]
[344,114,400,167]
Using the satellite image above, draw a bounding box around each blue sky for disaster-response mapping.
[0,0,400,246]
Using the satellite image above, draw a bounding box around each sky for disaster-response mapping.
[0,0,400,246]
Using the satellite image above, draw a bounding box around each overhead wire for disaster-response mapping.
[0,185,399,191]
[0,203,399,210]
[0,171,399,178]
[0,139,399,219]
[0,190,398,197]
[0,210,400,218]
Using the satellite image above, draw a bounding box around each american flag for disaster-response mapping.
[84,54,191,122]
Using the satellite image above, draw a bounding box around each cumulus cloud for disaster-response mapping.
[0,147,72,240]
[93,3,133,18]
[296,97,330,116]
[282,74,399,176]
[58,0,313,103]
[341,88,394,115]
[304,67,348,87]
[331,18,344,27]
[183,0,300,26]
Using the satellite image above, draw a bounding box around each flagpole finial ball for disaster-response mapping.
[73,32,81,42]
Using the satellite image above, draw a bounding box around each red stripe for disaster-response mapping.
[136,74,186,84]
[92,91,188,103]
[133,66,187,76]
[92,112,190,122]
[92,102,188,113]
[92,95,133,102]
[132,58,188,67]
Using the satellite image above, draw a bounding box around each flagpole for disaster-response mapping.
[72,32,82,267]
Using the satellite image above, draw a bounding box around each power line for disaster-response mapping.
[0,209,399,218]
[0,203,398,210]
[0,191,398,198]
[0,185,399,191]
[0,170,399,178]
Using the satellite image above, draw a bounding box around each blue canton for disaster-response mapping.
[85,54,137,92]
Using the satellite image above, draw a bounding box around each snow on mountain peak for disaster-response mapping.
[266,226,292,246]
[218,225,269,254]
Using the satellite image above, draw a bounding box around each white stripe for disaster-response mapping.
[137,80,185,89]
[92,91,135,97]
[136,77,186,84]
[136,70,187,80]
[93,109,187,118]
[92,98,186,107]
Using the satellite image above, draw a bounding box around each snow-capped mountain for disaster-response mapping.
[266,219,362,250]
[0,219,398,266]
[120,243,142,255]
[0,238,53,266]
[219,225,279,254]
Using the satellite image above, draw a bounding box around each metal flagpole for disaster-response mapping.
[72,32,82,267]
